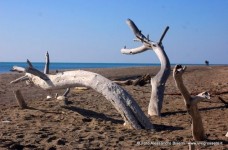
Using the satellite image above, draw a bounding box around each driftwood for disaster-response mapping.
[43,52,72,100]
[44,51,50,74]
[13,90,27,109]
[56,88,71,105]
[114,74,151,86]
[121,19,171,116]
[10,61,154,130]
[173,65,210,141]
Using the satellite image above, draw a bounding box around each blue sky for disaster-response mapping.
[0,0,227,64]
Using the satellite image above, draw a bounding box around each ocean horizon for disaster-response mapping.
[0,62,226,74]
[0,62,159,73]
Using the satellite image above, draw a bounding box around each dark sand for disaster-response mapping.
[0,66,227,149]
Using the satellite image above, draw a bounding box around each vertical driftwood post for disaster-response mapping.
[44,51,50,74]
[43,51,71,100]
[121,19,171,116]
[44,51,52,99]
[13,90,27,109]
[10,61,154,130]
[173,65,210,141]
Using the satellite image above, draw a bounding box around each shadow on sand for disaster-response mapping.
[162,105,227,117]
[153,124,184,132]
[62,106,124,124]
[63,106,185,132]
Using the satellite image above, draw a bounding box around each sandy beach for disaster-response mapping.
[0,66,227,149]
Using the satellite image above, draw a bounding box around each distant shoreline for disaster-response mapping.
[1,62,227,74]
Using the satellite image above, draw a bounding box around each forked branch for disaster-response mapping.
[173,65,210,141]
[121,19,171,116]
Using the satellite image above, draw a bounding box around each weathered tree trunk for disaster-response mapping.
[13,90,27,109]
[121,19,171,116]
[11,63,154,130]
[44,51,50,74]
[148,46,170,116]
[173,65,210,141]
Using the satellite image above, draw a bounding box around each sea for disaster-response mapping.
[1,62,225,74]
[0,62,159,74]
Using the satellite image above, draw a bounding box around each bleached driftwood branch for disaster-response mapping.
[63,88,70,97]
[114,74,151,86]
[121,45,149,54]
[10,75,29,84]
[44,51,50,74]
[121,19,171,116]
[10,61,153,129]
[10,66,26,73]
[173,65,210,141]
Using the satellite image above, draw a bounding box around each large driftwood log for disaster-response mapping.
[121,19,171,116]
[173,65,210,141]
[10,62,153,130]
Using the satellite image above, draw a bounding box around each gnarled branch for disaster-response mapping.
[121,19,171,116]
[173,65,210,141]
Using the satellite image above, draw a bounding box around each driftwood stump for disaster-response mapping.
[13,90,27,109]
[121,19,171,116]
[173,65,210,141]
